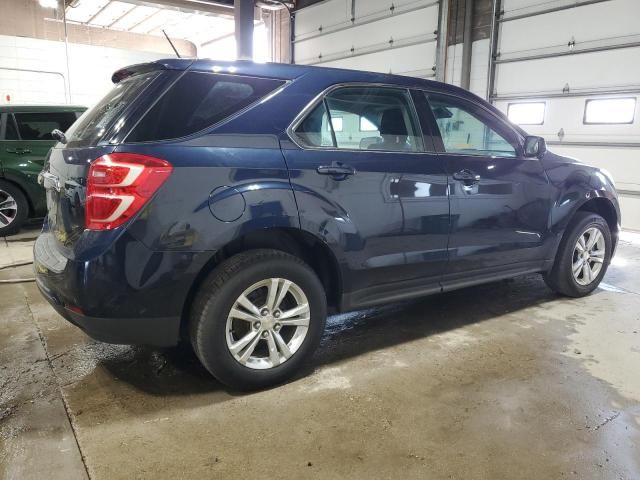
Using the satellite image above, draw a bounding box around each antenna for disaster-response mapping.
[162,29,181,58]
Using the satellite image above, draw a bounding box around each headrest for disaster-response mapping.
[380,108,408,136]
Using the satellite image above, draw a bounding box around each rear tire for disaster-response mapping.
[543,211,612,297]
[189,249,327,390]
[0,180,28,237]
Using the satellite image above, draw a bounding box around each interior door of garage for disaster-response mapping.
[420,91,552,283]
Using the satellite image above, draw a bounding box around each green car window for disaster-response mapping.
[14,112,78,141]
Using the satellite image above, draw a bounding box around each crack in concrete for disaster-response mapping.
[589,411,621,432]
[22,286,93,480]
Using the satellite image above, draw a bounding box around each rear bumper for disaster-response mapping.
[36,277,180,346]
[34,229,211,347]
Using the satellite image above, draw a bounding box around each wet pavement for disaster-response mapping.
[1,227,639,479]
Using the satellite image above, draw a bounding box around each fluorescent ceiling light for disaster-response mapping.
[508,102,545,125]
[39,0,59,8]
[584,98,636,124]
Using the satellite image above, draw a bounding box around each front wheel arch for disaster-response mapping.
[576,197,619,248]
[544,211,612,297]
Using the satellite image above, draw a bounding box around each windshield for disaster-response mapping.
[65,72,158,148]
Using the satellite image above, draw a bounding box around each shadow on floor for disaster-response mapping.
[96,273,564,397]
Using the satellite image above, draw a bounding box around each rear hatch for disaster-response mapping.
[42,63,183,255]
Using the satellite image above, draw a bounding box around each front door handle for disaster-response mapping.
[316,163,356,179]
[452,169,480,184]
[6,148,31,154]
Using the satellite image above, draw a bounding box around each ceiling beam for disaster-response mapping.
[107,3,137,28]
[118,0,234,17]
[86,1,113,23]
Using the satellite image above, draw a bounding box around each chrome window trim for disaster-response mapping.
[286,82,431,155]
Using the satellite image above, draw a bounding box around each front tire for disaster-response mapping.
[190,249,327,390]
[0,180,28,237]
[543,211,612,297]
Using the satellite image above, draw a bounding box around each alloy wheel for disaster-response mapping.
[572,227,606,286]
[0,189,17,227]
[225,278,310,370]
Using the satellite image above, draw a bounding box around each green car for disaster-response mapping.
[0,105,86,235]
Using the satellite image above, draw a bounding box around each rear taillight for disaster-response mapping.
[86,153,172,231]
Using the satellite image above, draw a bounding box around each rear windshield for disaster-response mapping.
[65,71,158,148]
[125,72,285,142]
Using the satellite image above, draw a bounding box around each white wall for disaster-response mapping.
[468,39,489,99]
[0,34,166,108]
[445,43,463,87]
[445,39,489,99]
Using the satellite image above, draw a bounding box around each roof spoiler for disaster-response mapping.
[111,63,165,83]
[111,59,194,83]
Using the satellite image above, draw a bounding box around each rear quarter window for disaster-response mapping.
[65,71,158,148]
[126,72,285,143]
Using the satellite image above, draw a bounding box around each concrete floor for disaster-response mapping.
[1,227,639,480]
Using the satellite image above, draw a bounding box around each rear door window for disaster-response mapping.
[292,86,424,152]
[126,72,285,142]
[14,111,78,141]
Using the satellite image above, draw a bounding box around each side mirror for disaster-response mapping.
[523,136,547,158]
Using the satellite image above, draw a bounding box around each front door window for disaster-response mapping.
[427,94,517,157]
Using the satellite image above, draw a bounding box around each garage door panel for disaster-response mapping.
[546,146,640,191]
[295,0,350,38]
[295,5,438,64]
[618,195,640,230]
[316,42,436,77]
[354,0,434,18]
[499,0,640,55]
[495,47,640,95]
[502,0,604,16]
[545,145,640,231]
[496,97,640,143]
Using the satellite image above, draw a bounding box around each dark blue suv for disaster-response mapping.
[35,59,620,389]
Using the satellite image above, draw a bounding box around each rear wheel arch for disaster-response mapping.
[180,227,343,338]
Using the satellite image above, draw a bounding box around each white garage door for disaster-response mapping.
[294,0,441,79]
[490,0,640,230]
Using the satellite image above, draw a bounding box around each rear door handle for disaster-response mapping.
[452,169,480,184]
[6,148,31,154]
[316,164,356,179]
